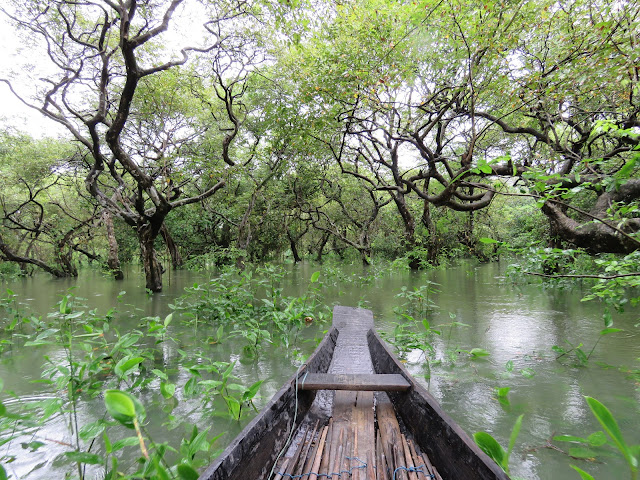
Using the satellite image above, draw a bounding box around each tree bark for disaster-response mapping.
[56,246,78,277]
[160,223,183,269]
[391,192,420,269]
[103,210,124,280]
[288,231,302,263]
[542,200,640,254]
[315,232,330,263]
[0,233,66,277]
[137,223,163,292]
[421,201,440,265]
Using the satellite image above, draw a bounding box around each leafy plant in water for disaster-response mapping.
[103,389,216,479]
[588,396,637,479]
[474,414,524,475]
[395,281,440,317]
[457,347,491,359]
[0,289,23,333]
[552,308,622,366]
[182,358,264,421]
[495,387,511,407]
[554,396,639,479]
[581,251,640,313]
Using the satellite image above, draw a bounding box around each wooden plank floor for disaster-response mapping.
[273,307,443,479]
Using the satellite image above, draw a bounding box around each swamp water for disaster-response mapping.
[1,261,638,480]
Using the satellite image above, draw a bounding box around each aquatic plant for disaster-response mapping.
[0,286,315,478]
[395,281,440,317]
[473,414,524,475]
[557,396,639,480]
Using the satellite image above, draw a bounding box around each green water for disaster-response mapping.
[1,261,639,480]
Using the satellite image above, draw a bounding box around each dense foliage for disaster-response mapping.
[1,1,639,478]
[0,0,638,288]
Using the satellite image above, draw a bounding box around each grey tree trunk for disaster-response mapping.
[103,210,124,280]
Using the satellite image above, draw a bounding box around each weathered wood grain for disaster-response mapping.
[200,307,512,480]
[368,328,510,480]
[198,328,338,480]
[298,373,410,391]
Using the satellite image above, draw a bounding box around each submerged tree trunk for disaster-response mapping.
[288,232,302,263]
[421,201,440,265]
[137,223,164,292]
[315,231,330,263]
[235,193,258,270]
[160,223,183,269]
[332,236,346,260]
[56,246,78,277]
[103,210,124,280]
[392,192,420,269]
[285,220,309,264]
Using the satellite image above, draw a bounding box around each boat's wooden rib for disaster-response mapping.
[298,373,410,391]
[198,306,510,480]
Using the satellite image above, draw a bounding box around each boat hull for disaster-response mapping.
[367,329,510,480]
[198,328,338,480]
[199,307,510,480]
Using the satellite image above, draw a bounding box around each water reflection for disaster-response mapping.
[1,261,639,480]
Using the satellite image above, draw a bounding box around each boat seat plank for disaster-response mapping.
[298,373,410,391]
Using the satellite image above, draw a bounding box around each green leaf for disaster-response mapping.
[79,420,106,441]
[310,271,321,283]
[103,432,112,454]
[222,361,235,381]
[585,396,636,469]
[109,333,141,356]
[496,387,511,398]
[216,325,224,341]
[479,237,499,244]
[243,380,264,402]
[507,414,524,464]
[177,464,200,480]
[105,390,135,419]
[568,447,599,459]
[104,390,145,428]
[111,436,140,452]
[505,360,514,372]
[600,328,622,336]
[59,295,70,315]
[469,348,490,358]
[553,435,589,443]
[479,164,493,174]
[188,427,211,455]
[160,382,176,399]
[473,432,506,471]
[575,348,588,365]
[520,368,536,378]
[0,464,6,480]
[587,431,608,447]
[225,396,241,420]
[570,465,595,480]
[152,369,168,381]
[114,357,144,378]
[63,451,104,465]
[164,313,173,327]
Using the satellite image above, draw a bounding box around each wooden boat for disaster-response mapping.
[199,306,510,480]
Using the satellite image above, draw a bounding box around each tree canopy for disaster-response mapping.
[1,0,639,287]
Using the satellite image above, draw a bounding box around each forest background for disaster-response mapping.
[0,0,639,479]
